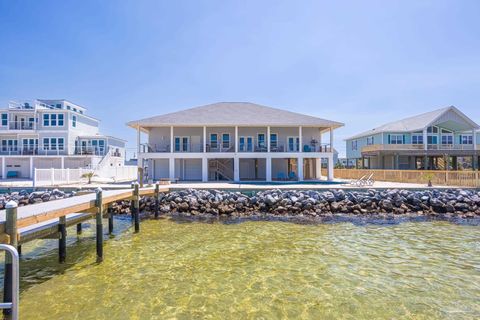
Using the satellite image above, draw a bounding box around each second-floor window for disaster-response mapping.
[1,139,18,151]
[222,133,230,149]
[389,135,403,144]
[412,134,423,144]
[258,133,266,148]
[270,133,278,149]
[441,135,453,145]
[288,136,299,152]
[1,114,7,126]
[210,134,218,149]
[351,140,358,151]
[43,138,65,150]
[460,135,473,145]
[43,113,65,127]
[72,115,77,127]
[366,136,374,145]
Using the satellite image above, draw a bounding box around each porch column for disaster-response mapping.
[169,157,175,180]
[327,154,334,181]
[235,126,239,153]
[137,126,142,182]
[203,126,207,153]
[137,126,141,155]
[170,126,174,153]
[423,156,428,170]
[315,158,322,180]
[473,129,477,150]
[297,157,304,181]
[1,156,4,179]
[444,154,449,171]
[61,157,65,169]
[29,157,34,179]
[394,154,399,170]
[299,126,303,152]
[266,157,272,182]
[202,158,208,182]
[234,157,240,182]
[423,129,428,151]
[267,126,270,152]
[329,127,333,153]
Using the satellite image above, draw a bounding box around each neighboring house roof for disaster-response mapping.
[127,102,344,130]
[346,106,479,140]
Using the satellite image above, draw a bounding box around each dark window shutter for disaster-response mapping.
[402,135,406,144]
[388,134,391,144]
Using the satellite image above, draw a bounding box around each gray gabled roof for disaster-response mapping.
[346,106,479,140]
[127,102,344,130]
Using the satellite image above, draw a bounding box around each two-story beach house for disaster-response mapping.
[346,106,480,170]
[0,99,127,179]
[127,102,343,182]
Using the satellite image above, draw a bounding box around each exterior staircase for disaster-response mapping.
[209,159,234,181]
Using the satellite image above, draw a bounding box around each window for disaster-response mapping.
[1,139,17,151]
[239,137,245,151]
[42,113,64,126]
[174,137,189,152]
[1,114,7,126]
[258,133,266,148]
[43,138,50,150]
[210,134,218,149]
[72,115,77,127]
[366,136,374,145]
[287,137,299,152]
[58,138,65,150]
[239,136,253,152]
[460,135,473,145]
[56,104,62,109]
[66,105,71,110]
[270,133,278,149]
[441,135,453,145]
[222,133,230,149]
[351,140,358,151]
[73,108,77,112]
[427,135,438,145]
[427,126,439,134]
[389,135,403,144]
[412,135,423,144]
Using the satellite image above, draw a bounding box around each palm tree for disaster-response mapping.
[81,171,97,184]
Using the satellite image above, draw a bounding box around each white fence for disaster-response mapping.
[34,165,138,186]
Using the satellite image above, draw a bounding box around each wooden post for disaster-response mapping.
[154,183,160,218]
[76,223,82,235]
[133,183,140,233]
[3,200,17,318]
[130,183,135,221]
[96,188,104,263]
[108,204,114,235]
[58,216,67,263]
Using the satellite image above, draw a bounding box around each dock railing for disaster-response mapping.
[323,168,480,187]
[0,244,19,320]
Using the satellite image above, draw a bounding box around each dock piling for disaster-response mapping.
[76,223,82,235]
[3,200,18,318]
[133,183,140,233]
[130,183,135,221]
[95,188,104,263]
[154,183,160,218]
[108,204,114,235]
[58,216,67,263]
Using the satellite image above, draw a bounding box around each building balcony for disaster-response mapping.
[362,144,479,153]
[3,121,36,130]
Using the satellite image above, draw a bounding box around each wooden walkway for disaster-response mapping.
[0,184,169,252]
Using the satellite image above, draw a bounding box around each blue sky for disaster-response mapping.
[1,0,480,157]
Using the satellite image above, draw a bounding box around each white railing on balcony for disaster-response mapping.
[363,144,477,152]
[0,145,109,156]
[8,121,36,130]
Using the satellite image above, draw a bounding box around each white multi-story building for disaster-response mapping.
[128,102,343,182]
[0,99,126,179]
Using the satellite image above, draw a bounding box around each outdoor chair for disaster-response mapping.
[277,172,286,180]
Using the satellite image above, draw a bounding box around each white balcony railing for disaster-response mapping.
[362,144,477,152]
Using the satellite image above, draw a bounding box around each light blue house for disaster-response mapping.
[346,106,480,170]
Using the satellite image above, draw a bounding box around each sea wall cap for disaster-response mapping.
[5,200,18,209]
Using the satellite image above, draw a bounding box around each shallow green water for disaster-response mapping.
[16,218,480,319]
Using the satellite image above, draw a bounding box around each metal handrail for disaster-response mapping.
[0,244,19,320]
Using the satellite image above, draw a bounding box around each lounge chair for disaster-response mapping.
[350,175,366,186]
[277,172,286,180]
[288,172,297,180]
[364,173,375,186]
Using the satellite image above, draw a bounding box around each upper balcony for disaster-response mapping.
[141,126,334,154]
[362,144,479,153]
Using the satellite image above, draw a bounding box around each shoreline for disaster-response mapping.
[110,188,480,220]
